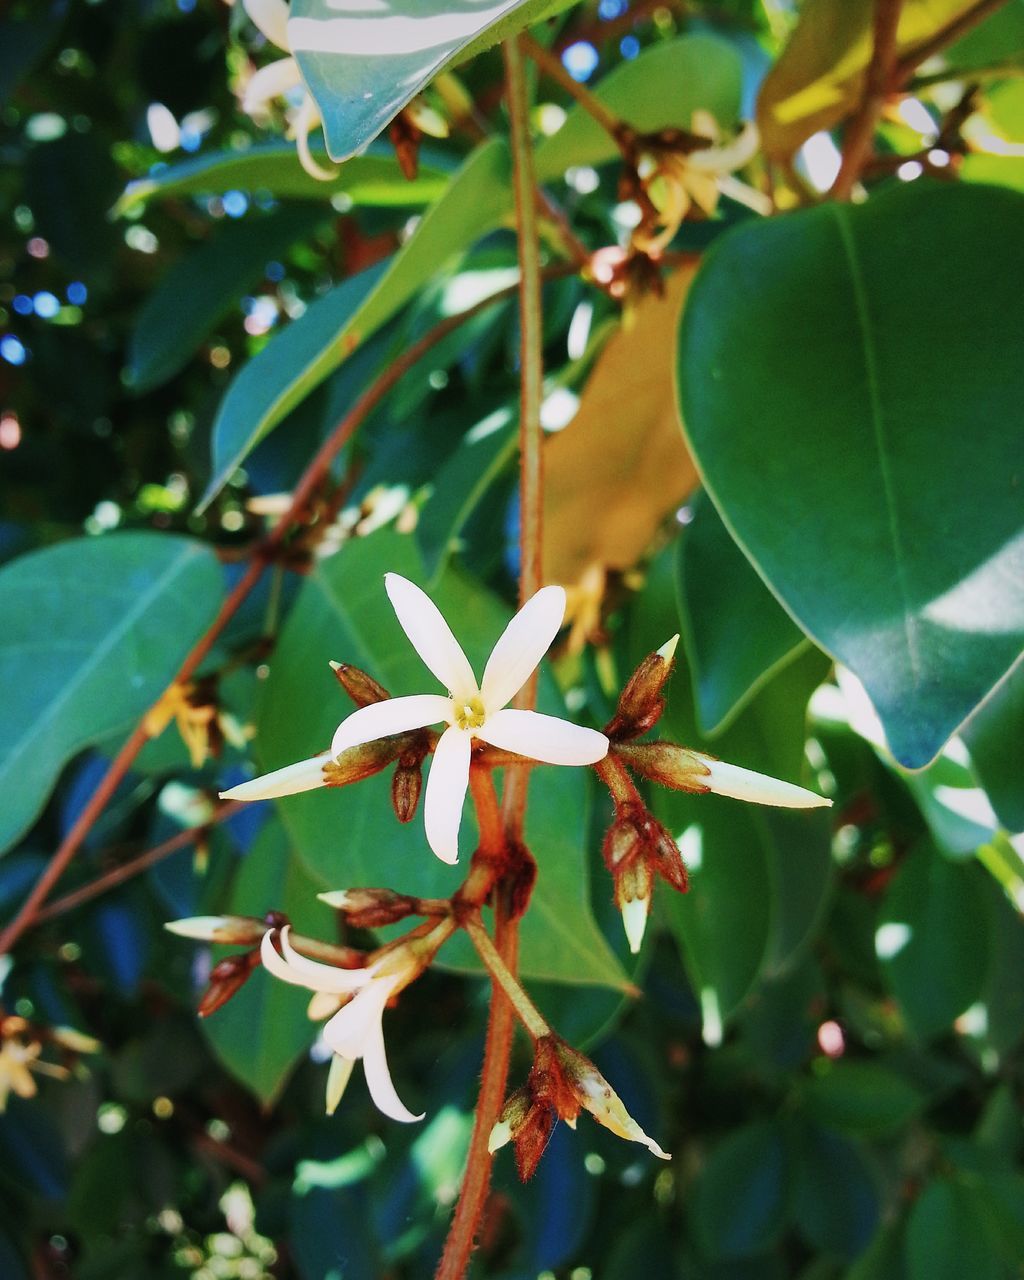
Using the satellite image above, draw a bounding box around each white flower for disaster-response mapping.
[260,927,421,1122]
[241,0,337,181]
[223,574,609,863]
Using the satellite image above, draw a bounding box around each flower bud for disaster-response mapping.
[615,861,654,955]
[325,736,406,787]
[165,915,267,946]
[615,742,832,810]
[604,635,678,742]
[391,760,423,823]
[317,887,420,929]
[488,1086,533,1154]
[614,741,711,792]
[329,661,390,708]
[197,950,260,1018]
[553,1041,670,1160]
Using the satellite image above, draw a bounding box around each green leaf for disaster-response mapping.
[289,0,573,163]
[800,1061,926,1136]
[534,33,743,181]
[877,843,991,1038]
[0,533,224,856]
[678,183,1024,768]
[678,489,808,736]
[251,529,627,991]
[906,1178,1005,1280]
[201,140,513,508]
[963,660,1024,833]
[792,1126,880,1260]
[114,141,451,215]
[128,206,327,392]
[756,0,984,160]
[201,818,332,1104]
[691,1120,791,1260]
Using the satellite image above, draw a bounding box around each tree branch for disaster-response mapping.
[831,0,906,200]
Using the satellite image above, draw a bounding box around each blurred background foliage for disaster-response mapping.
[1,0,1023,1277]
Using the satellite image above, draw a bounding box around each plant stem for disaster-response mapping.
[463,913,549,1039]
[0,278,557,959]
[595,752,646,808]
[891,0,1010,87]
[520,33,625,145]
[831,0,905,200]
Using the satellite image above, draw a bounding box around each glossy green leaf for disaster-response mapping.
[678,489,808,736]
[251,529,627,990]
[200,818,332,1104]
[114,141,451,215]
[756,0,982,160]
[691,1120,791,1260]
[679,183,1024,768]
[289,0,572,163]
[0,533,224,856]
[801,1061,926,1136]
[963,660,1024,833]
[201,140,513,508]
[792,1125,880,1260]
[906,1179,1004,1280]
[128,206,327,392]
[534,33,743,181]
[877,843,991,1038]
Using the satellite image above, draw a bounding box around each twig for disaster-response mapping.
[891,0,1010,88]
[831,0,906,200]
[520,32,625,146]
[463,912,549,1039]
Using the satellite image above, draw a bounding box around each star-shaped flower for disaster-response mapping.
[261,927,421,1122]
[222,575,609,862]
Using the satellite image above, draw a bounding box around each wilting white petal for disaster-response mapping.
[325,1054,355,1116]
[385,573,477,699]
[322,976,393,1057]
[243,0,290,49]
[261,928,370,994]
[688,121,760,173]
[621,896,650,955]
[476,709,608,766]
[291,93,338,182]
[423,726,472,863]
[220,754,328,801]
[330,694,450,759]
[361,1007,423,1123]
[242,56,303,117]
[697,756,832,809]
[480,585,566,713]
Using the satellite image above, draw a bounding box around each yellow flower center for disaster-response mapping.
[452,696,487,731]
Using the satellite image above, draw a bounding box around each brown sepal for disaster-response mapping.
[330,663,391,707]
[198,948,260,1018]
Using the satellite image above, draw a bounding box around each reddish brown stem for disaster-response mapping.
[891,0,1010,87]
[831,0,906,200]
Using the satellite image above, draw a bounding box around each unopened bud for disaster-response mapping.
[553,1041,670,1160]
[614,741,711,792]
[325,736,405,787]
[392,760,423,823]
[602,810,644,871]
[329,661,390,708]
[604,636,679,741]
[316,887,419,929]
[621,895,650,954]
[165,915,266,946]
[197,950,260,1017]
[489,1087,532,1154]
[617,743,832,811]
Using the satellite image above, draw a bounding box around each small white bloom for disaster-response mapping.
[260,928,421,1123]
[223,574,609,863]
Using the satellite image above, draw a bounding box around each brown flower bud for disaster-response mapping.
[165,914,268,946]
[391,760,423,823]
[317,888,420,929]
[324,736,406,787]
[197,949,260,1018]
[604,636,678,741]
[329,661,391,708]
[613,741,712,794]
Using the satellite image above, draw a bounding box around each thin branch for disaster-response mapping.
[831,0,906,200]
[0,276,561,959]
[891,0,1010,88]
[463,912,549,1039]
[520,32,625,145]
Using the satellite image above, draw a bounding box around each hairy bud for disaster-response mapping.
[329,661,391,708]
[604,636,678,741]
[613,741,712,793]
[324,736,406,787]
[391,759,423,823]
[601,802,688,951]
[317,887,420,929]
[165,915,266,946]
[197,949,260,1018]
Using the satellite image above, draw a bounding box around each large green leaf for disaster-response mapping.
[678,182,1024,769]
[677,488,808,737]
[906,1178,1005,1280]
[114,141,451,215]
[128,206,327,392]
[962,660,1024,834]
[201,818,332,1104]
[249,529,627,991]
[289,0,572,164]
[800,1061,927,1136]
[0,533,224,856]
[690,1120,792,1261]
[756,0,984,160]
[201,140,513,508]
[534,33,743,181]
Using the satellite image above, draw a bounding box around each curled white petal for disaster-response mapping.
[476,709,609,766]
[361,1002,424,1123]
[291,93,338,182]
[330,694,450,759]
[243,0,290,50]
[697,756,832,809]
[220,754,328,802]
[688,121,760,174]
[423,726,472,863]
[385,573,477,699]
[261,928,371,994]
[242,55,303,117]
[325,1054,355,1116]
[480,584,566,713]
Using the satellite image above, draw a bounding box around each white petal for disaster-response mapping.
[384,573,477,699]
[697,756,832,809]
[242,56,302,116]
[621,896,650,955]
[423,727,472,863]
[361,1006,423,1123]
[476,710,609,766]
[330,694,450,759]
[325,1054,355,1116]
[261,928,370,995]
[243,0,290,49]
[321,976,392,1057]
[220,754,328,802]
[479,585,566,712]
[291,94,338,182]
